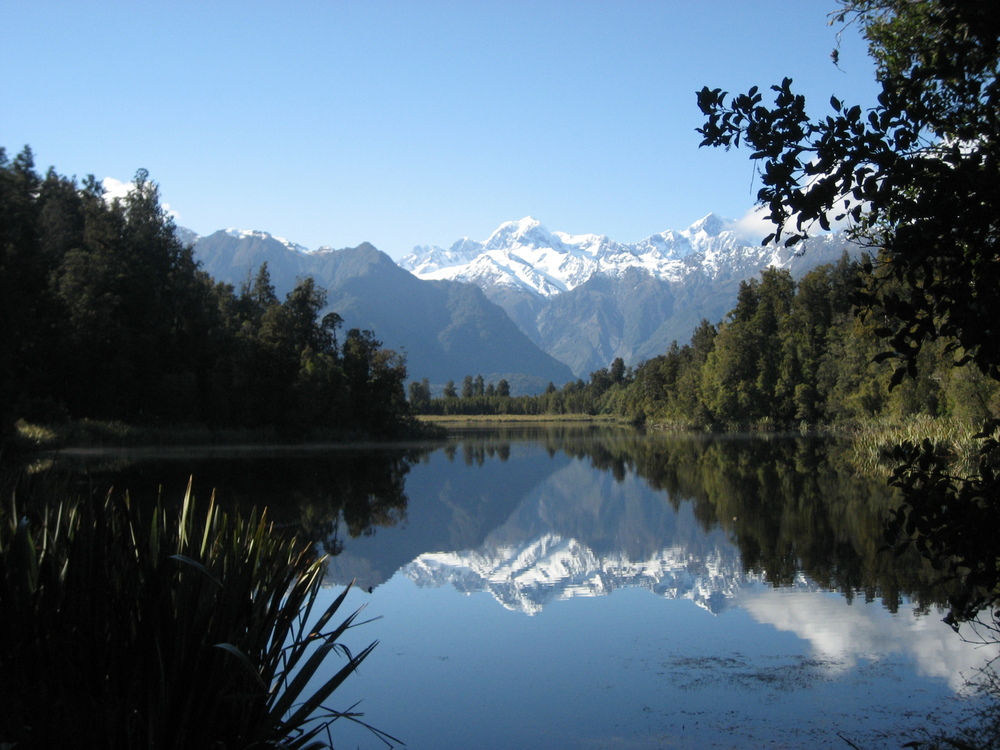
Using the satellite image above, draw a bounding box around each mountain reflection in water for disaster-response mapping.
[33,426,999,749]
[398,459,745,616]
[314,427,952,617]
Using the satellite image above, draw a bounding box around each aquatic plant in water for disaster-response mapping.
[0,478,394,749]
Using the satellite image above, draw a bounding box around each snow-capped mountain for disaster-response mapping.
[398,213,837,299]
[186,228,574,389]
[184,213,862,380]
[399,214,860,376]
[220,227,314,255]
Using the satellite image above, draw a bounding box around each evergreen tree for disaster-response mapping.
[408,378,432,412]
[0,153,413,439]
[610,357,626,385]
[241,262,280,332]
[342,329,409,434]
[461,375,475,399]
[0,148,46,429]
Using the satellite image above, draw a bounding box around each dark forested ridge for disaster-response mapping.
[0,148,413,441]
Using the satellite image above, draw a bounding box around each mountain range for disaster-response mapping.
[186,214,861,390]
[399,214,860,375]
[190,229,574,392]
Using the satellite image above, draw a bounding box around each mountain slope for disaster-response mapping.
[190,230,574,390]
[401,216,862,375]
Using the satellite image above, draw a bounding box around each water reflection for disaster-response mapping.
[740,588,982,691]
[25,442,424,546]
[399,461,743,615]
[309,428,956,619]
[27,427,967,617]
[24,426,999,747]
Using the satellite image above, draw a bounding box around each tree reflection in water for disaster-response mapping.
[420,428,959,616]
[23,428,978,620]
[21,426,1000,746]
[23,444,423,559]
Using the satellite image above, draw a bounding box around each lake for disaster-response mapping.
[36,425,997,749]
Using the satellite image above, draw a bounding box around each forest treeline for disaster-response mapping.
[416,256,1000,427]
[0,147,412,438]
[5,147,995,437]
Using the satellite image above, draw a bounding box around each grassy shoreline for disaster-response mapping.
[9,416,443,454]
[10,413,991,475]
[9,414,623,455]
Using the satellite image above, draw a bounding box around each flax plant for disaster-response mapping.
[0,479,394,749]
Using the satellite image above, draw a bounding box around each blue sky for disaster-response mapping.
[3,1,880,259]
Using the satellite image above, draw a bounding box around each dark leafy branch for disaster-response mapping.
[696,1,1000,388]
[696,0,1000,627]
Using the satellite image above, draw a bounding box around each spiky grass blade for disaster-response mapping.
[0,482,388,749]
[214,643,271,693]
[279,640,378,733]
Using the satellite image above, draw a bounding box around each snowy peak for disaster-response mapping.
[483,216,555,251]
[684,212,727,239]
[398,214,857,301]
[221,228,311,255]
[403,237,483,276]
[399,215,618,296]
[397,214,767,298]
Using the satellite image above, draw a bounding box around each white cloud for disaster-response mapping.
[101,176,132,202]
[101,177,180,221]
[728,205,777,241]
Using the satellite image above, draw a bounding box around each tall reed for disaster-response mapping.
[851,415,988,475]
[0,478,394,749]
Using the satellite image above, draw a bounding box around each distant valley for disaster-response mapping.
[186,215,861,391]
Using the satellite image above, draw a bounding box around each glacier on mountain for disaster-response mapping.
[396,213,833,298]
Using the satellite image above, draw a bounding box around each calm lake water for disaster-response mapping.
[35,426,998,749]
